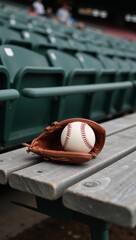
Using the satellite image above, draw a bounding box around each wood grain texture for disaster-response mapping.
[63,151,136,227]
[9,125,136,200]
[0,147,40,184]
[101,112,136,136]
[1,113,136,185]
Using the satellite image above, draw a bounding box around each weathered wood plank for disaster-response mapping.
[0,148,41,184]
[9,126,136,200]
[101,112,136,136]
[1,113,136,185]
[63,151,136,228]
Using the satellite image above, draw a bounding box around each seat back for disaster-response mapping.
[114,57,135,113]
[46,49,96,120]
[98,55,134,115]
[46,49,82,82]
[97,54,118,70]
[76,52,116,121]
[0,66,11,150]
[0,45,49,84]
[0,26,31,48]
[48,36,70,50]
[21,31,56,53]
[0,45,64,148]
[76,52,103,72]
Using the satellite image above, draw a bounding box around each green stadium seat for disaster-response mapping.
[98,55,135,114]
[75,52,116,121]
[46,49,96,120]
[0,11,10,21]
[30,24,53,37]
[57,24,79,36]
[97,46,115,57]
[84,43,100,55]
[113,57,135,113]
[48,30,69,39]
[0,18,7,26]
[30,23,69,39]
[0,45,64,148]
[21,30,57,53]
[8,19,28,31]
[0,64,15,150]
[47,35,87,54]
[68,39,86,52]
[48,35,73,52]
[0,26,31,48]
[72,29,102,44]
[1,10,33,30]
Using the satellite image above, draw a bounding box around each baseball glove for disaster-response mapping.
[23,118,106,164]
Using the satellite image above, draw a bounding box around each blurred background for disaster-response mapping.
[3,0,136,30]
[0,1,136,240]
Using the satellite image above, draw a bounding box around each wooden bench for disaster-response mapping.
[0,113,136,240]
[63,150,136,228]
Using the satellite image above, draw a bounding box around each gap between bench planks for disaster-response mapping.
[7,113,136,201]
[63,150,136,228]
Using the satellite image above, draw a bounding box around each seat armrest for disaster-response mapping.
[22,81,133,98]
[0,89,19,101]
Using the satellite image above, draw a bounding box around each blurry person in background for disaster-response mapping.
[32,0,46,16]
[66,10,76,25]
[46,7,54,18]
[56,2,86,29]
[56,2,70,24]
[28,5,38,16]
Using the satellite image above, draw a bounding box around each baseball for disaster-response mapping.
[61,121,96,153]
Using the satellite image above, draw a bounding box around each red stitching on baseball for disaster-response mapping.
[81,123,94,150]
[63,123,72,149]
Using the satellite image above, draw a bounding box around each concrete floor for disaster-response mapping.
[0,186,47,240]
